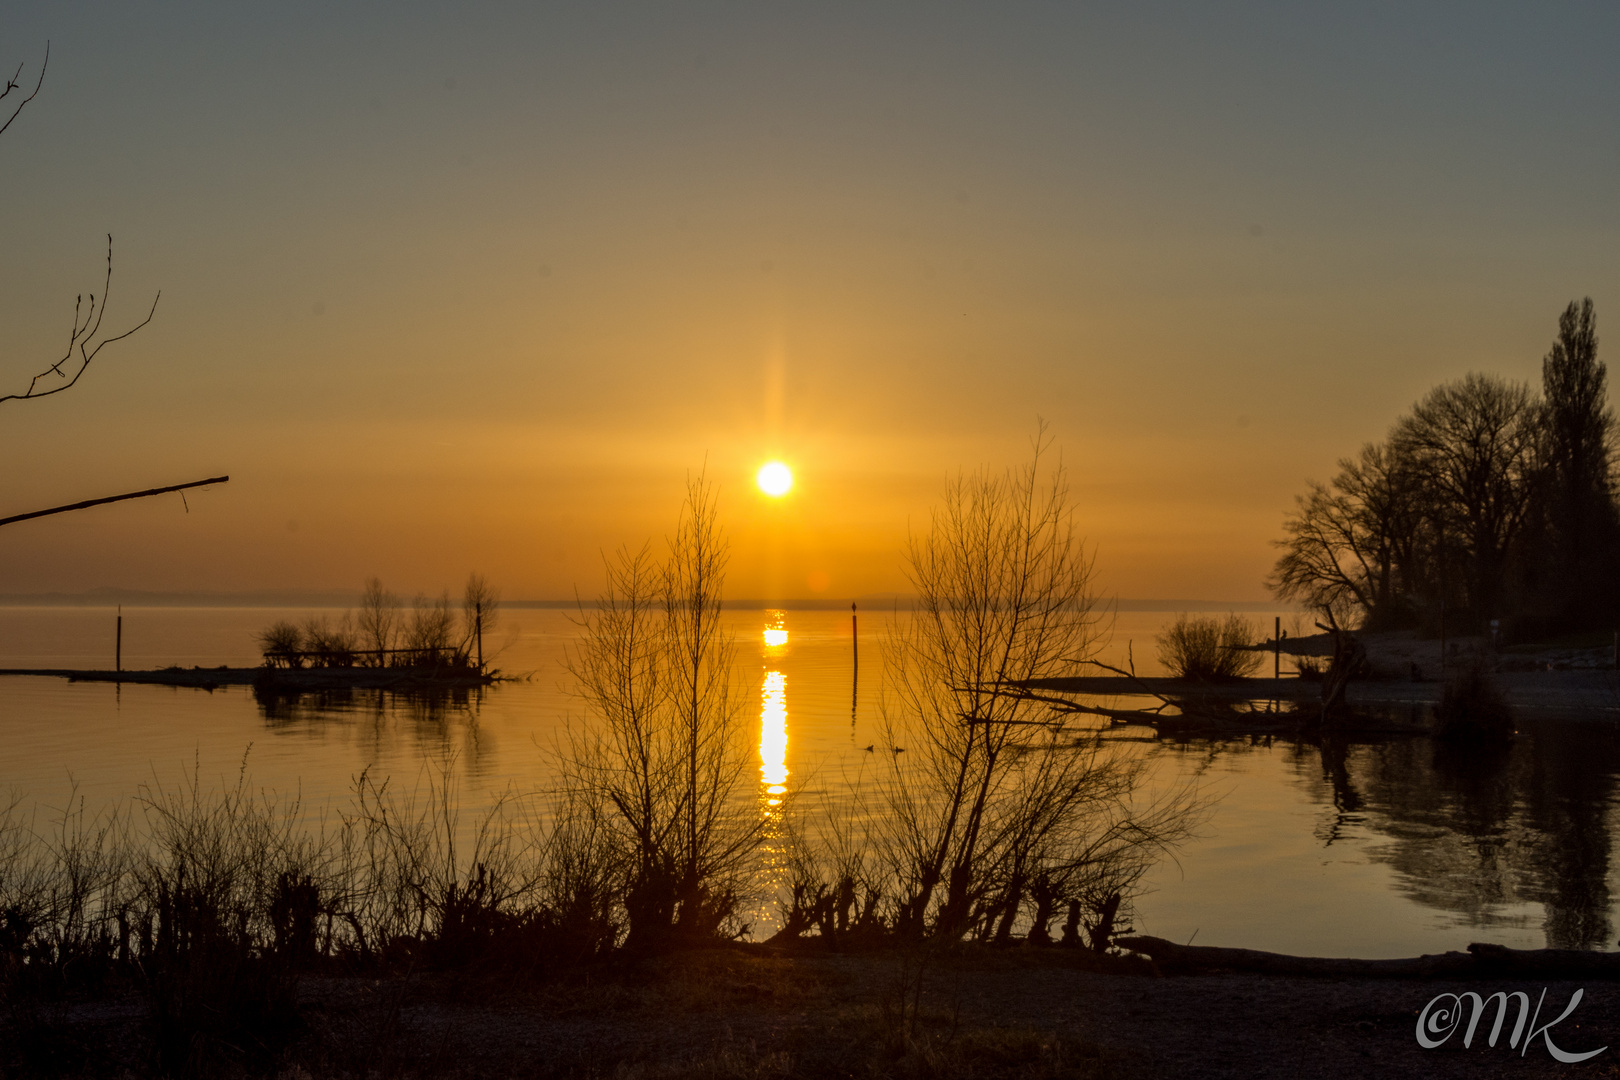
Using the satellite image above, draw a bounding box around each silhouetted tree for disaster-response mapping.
[878,429,1199,942]
[1534,299,1619,628]
[566,477,755,951]
[1269,441,1431,627]
[1390,373,1541,626]
[1271,300,1620,636]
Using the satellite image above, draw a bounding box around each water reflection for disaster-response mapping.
[1160,720,1620,950]
[760,611,789,804]
[760,672,788,800]
[747,613,793,935]
[251,683,491,778]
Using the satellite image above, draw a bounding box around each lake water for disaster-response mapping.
[2,604,1618,958]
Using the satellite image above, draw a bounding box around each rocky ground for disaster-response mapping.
[11,946,1620,1079]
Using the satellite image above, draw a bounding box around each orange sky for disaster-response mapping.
[2,4,1617,603]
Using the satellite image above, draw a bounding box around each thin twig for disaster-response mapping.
[0,42,46,140]
[0,236,161,407]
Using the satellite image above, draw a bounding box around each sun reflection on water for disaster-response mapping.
[759,611,790,806]
[763,610,788,650]
[760,671,787,801]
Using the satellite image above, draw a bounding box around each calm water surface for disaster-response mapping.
[3,605,1618,957]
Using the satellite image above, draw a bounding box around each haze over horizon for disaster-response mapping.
[3,2,1616,604]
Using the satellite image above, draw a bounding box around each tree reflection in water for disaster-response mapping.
[251,684,491,780]
[1171,718,1620,950]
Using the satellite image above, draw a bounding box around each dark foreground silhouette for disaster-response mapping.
[5,943,1616,1079]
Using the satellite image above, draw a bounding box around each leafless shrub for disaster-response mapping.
[356,577,400,663]
[301,614,358,666]
[405,592,458,656]
[566,476,757,951]
[862,428,1203,944]
[1294,655,1327,681]
[1155,613,1263,681]
[461,572,501,665]
[257,620,305,668]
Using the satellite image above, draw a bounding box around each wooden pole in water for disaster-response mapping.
[475,601,483,671]
[852,602,858,676]
[115,606,122,675]
[851,602,859,721]
[1273,616,1280,681]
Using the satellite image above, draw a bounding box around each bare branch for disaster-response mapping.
[1,236,160,408]
[0,475,228,529]
[0,41,46,140]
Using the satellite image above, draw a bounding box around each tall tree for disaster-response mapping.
[1538,299,1619,626]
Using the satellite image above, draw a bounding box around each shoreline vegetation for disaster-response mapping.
[0,443,1213,1077]
[8,432,1620,1076]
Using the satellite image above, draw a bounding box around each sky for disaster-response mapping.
[1,1,1617,603]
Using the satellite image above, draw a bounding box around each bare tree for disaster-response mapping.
[877,428,1198,942]
[459,572,500,667]
[403,593,457,655]
[1269,440,1430,627]
[355,577,401,662]
[565,476,756,950]
[1391,373,1542,624]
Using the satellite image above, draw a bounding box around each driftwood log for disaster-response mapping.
[1118,935,1620,979]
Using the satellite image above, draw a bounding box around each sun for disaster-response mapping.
[756,461,793,497]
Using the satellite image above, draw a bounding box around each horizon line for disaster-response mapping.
[0,588,1292,613]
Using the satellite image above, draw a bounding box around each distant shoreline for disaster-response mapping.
[0,592,1295,613]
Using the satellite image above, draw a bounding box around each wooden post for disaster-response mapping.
[1273,616,1280,681]
[851,602,859,722]
[116,606,122,675]
[475,601,484,671]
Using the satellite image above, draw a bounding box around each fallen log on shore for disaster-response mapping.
[1117,935,1620,979]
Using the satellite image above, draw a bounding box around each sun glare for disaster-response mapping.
[756,461,793,497]
[760,670,788,798]
[763,610,788,649]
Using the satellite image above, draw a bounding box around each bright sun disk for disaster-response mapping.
[757,461,793,497]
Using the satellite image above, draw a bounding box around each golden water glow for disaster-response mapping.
[760,670,788,799]
[763,610,788,650]
[756,461,794,497]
